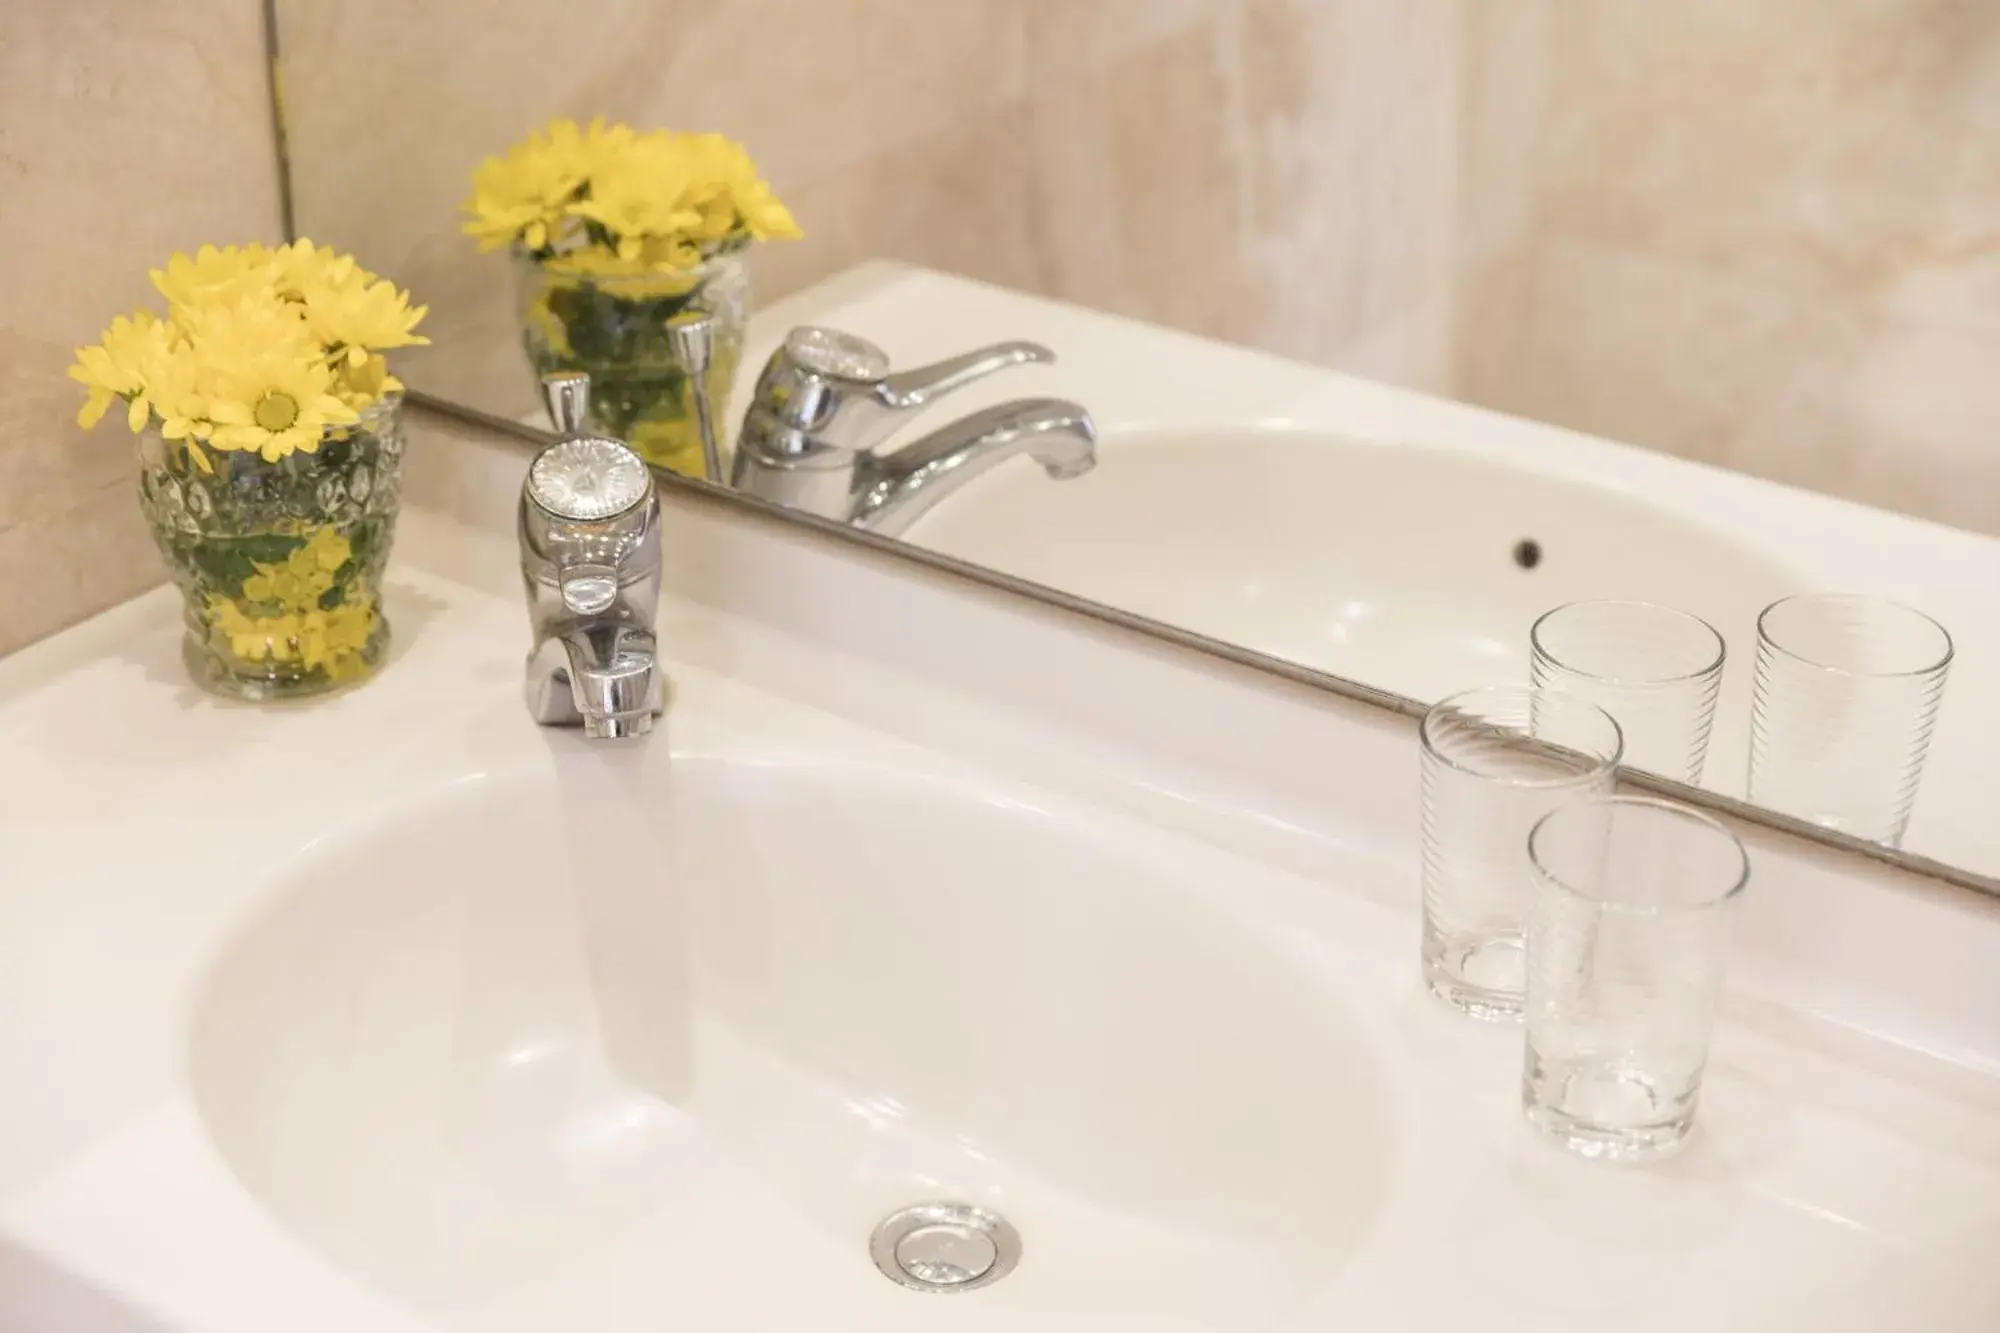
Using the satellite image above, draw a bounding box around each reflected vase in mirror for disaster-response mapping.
[513,247,745,478]
[464,118,801,478]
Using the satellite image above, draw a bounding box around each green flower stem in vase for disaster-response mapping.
[137,396,405,700]
[513,248,747,477]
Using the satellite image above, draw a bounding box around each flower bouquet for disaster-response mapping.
[70,241,427,699]
[463,117,801,476]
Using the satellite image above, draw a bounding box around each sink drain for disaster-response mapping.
[868,1202,1021,1293]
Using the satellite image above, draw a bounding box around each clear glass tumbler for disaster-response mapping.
[1523,797,1749,1161]
[1420,687,1622,1021]
[1748,594,1952,846]
[1529,600,1725,783]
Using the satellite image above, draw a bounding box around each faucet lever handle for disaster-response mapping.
[878,341,1055,411]
[736,325,1059,470]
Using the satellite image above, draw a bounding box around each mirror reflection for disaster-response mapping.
[272,2,1998,876]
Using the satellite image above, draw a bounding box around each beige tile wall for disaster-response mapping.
[0,1,283,655]
[1457,0,2000,536]
[273,0,1464,420]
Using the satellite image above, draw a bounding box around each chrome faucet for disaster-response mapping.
[520,373,663,740]
[730,327,1097,536]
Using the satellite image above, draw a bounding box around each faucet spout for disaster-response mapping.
[851,398,1097,537]
[526,622,660,739]
[559,624,660,740]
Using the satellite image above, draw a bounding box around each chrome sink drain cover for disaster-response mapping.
[869,1202,1021,1293]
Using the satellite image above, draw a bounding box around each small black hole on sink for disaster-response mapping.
[1513,539,1543,570]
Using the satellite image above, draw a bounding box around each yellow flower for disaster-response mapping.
[242,527,352,610]
[208,598,371,674]
[150,243,282,320]
[68,311,172,430]
[296,266,430,361]
[77,241,419,435]
[140,336,211,448]
[333,350,404,410]
[208,596,299,663]
[462,118,592,252]
[677,132,802,242]
[272,236,362,300]
[208,531,373,677]
[472,118,800,272]
[294,601,375,673]
[189,296,358,462]
[567,130,704,259]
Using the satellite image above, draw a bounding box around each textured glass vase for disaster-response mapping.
[136,396,404,701]
[513,248,748,477]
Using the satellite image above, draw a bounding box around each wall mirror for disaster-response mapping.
[271,2,2000,886]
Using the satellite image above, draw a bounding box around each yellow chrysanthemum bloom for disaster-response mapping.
[189,296,358,462]
[333,351,405,411]
[137,335,216,470]
[462,117,593,253]
[567,131,705,261]
[467,117,801,271]
[676,131,802,243]
[76,242,422,444]
[297,267,431,362]
[151,243,283,320]
[68,311,173,430]
[271,237,363,304]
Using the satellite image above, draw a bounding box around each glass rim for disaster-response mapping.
[1419,685,1624,788]
[1529,599,1726,686]
[1529,796,1750,915]
[1755,593,1954,679]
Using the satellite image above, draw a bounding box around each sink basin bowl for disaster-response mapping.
[190,750,1394,1328]
[908,428,1806,781]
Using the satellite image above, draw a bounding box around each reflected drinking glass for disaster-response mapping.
[1529,600,1725,783]
[1748,594,1952,846]
[1524,797,1749,1161]
[1420,687,1622,1021]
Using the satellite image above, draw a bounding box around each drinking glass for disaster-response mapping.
[1748,594,1951,846]
[1529,600,1725,783]
[1420,687,1622,1020]
[1523,797,1749,1161]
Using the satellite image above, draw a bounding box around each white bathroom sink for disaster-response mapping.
[4,465,1999,1332]
[188,750,1393,1328]
[908,427,1803,777]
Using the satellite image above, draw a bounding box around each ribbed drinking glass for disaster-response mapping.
[1420,687,1622,1021]
[1529,600,1725,783]
[1524,797,1749,1161]
[1748,594,1951,846]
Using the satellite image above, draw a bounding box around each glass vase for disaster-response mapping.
[512,248,748,477]
[137,395,404,701]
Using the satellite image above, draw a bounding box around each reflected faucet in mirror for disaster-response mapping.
[730,326,1098,536]
[519,372,664,740]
